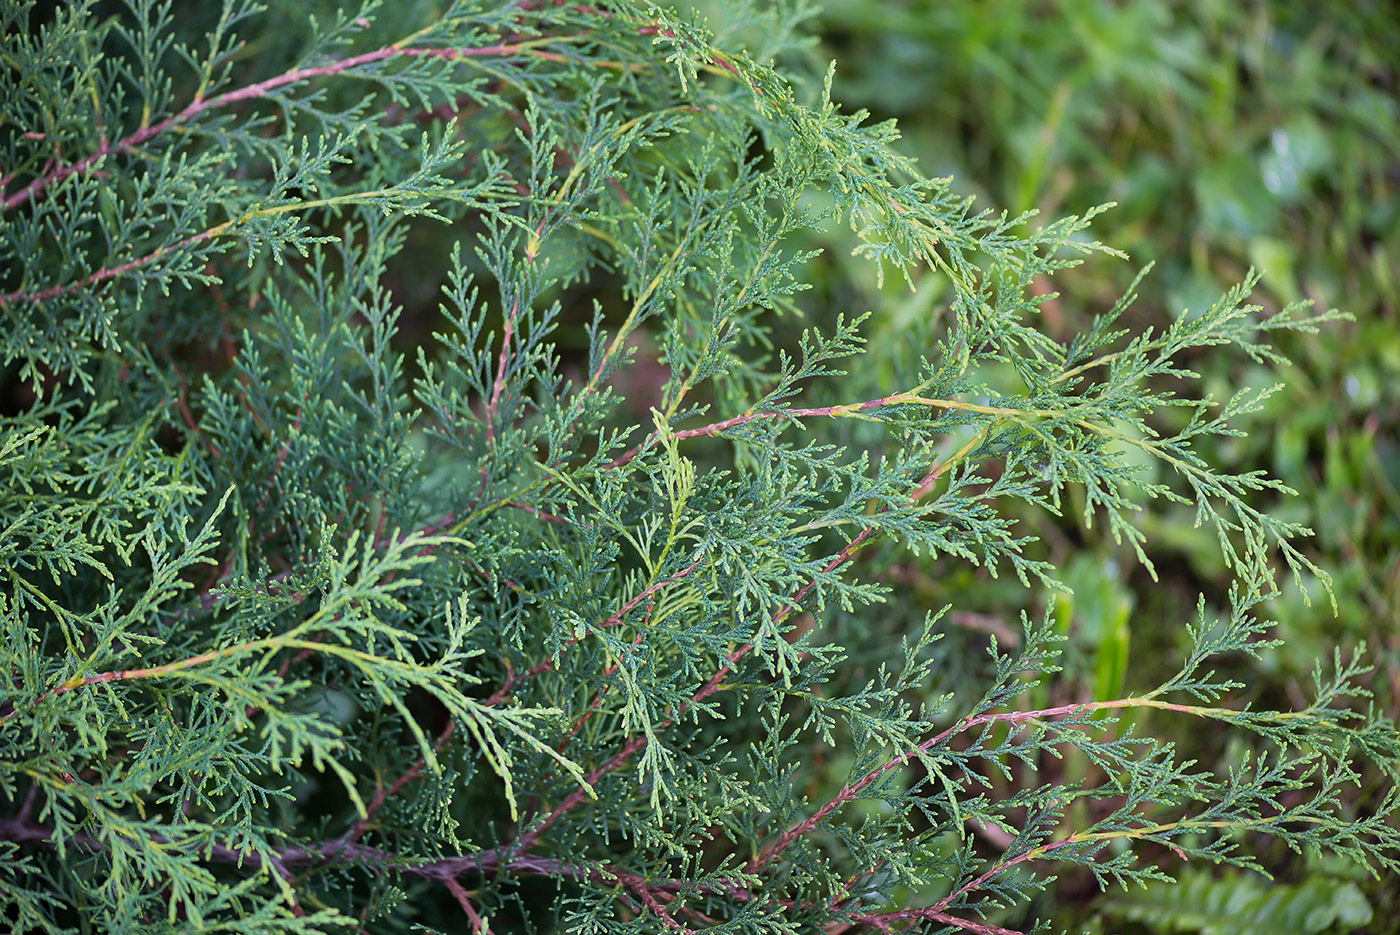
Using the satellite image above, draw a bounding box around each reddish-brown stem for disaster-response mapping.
[925,829,1089,923]
[482,555,706,707]
[0,817,751,923]
[600,556,705,628]
[556,631,640,754]
[443,876,488,932]
[1,623,355,725]
[849,909,1024,935]
[2,38,591,215]
[523,631,646,814]
[270,408,301,475]
[753,695,1216,874]
[511,434,976,856]
[172,367,222,458]
[510,531,840,853]
[342,719,457,847]
[512,730,647,852]
[485,297,521,450]
[637,25,740,77]
[0,228,216,307]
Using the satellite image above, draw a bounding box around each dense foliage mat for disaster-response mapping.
[1,2,1395,933]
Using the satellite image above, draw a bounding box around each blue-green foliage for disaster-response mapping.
[0,1,1394,933]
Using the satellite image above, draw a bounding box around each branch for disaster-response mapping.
[751,694,1242,873]
[848,908,1025,935]
[481,554,706,706]
[1,36,591,214]
[336,719,458,849]
[607,392,1041,469]
[0,183,518,308]
[0,817,726,923]
[443,876,489,933]
[508,429,983,855]
[0,226,219,307]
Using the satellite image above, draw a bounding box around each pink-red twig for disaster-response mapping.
[484,298,521,449]
[750,694,1189,873]
[2,38,590,215]
[509,433,974,856]
[339,718,458,848]
[443,876,488,933]
[849,908,1025,935]
[0,228,216,307]
[482,555,706,707]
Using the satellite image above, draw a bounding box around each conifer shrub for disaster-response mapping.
[1,2,1396,933]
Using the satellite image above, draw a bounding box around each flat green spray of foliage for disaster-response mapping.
[0,1,1395,933]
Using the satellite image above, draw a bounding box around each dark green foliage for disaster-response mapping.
[1,2,1395,933]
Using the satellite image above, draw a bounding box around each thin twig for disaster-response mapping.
[2,37,592,215]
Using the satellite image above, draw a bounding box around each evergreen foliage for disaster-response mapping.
[1,1,1395,932]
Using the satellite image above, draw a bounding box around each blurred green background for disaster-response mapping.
[676,0,1399,931]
